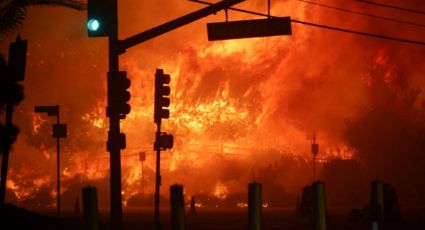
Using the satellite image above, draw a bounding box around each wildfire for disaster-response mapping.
[6,175,51,203]
[31,113,45,134]
[5,0,415,210]
[82,105,106,129]
[213,182,229,200]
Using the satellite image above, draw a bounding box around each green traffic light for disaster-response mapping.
[87,19,100,32]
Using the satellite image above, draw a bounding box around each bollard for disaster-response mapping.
[170,184,186,230]
[82,186,99,230]
[74,195,81,215]
[189,196,197,216]
[313,181,327,230]
[371,180,385,225]
[372,221,380,230]
[248,182,262,230]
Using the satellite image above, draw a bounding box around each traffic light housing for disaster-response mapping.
[8,35,27,82]
[87,0,112,37]
[0,35,26,108]
[107,132,126,151]
[154,69,171,123]
[154,132,174,151]
[108,71,131,119]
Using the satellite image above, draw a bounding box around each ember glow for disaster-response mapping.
[1,0,425,210]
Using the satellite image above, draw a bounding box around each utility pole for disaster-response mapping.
[34,105,67,217]
[0,35,27,205]
[311,133,319,182]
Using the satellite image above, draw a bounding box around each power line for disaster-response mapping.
[356,0,425,15]
[291,19,425,45]
[298,0,425,28]
[188,0,425,46]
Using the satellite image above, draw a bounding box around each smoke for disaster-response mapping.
[344,48,425,206]
[0,0,424,209]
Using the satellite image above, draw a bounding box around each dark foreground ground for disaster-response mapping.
[1,205,424,230]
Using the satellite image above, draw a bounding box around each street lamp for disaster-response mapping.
[34,105,67,217]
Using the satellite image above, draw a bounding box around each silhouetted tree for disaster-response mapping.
[0,0,86,34]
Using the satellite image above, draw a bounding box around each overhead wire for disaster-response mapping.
[356,0,425,15]
[188,0,425,46]
[298,0,425,28]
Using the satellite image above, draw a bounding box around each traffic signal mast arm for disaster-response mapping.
[119,0,244,52]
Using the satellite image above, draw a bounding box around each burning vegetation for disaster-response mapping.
[0,0,425,211]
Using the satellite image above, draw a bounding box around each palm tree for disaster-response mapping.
[0,0,86,35]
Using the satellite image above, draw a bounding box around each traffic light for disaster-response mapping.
[0,35,26,108]
[154,69,171,123]
[107,132,126,151]
[87,0,111,37]
[8,35,27,82]
[154,132,174,151]
[108,71,131,119]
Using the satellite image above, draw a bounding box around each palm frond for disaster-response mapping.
[0,0,27,34]
[0,0,86,35]
[25,0,86,10]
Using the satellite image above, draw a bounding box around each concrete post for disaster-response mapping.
[371,180,385,227]
[248,182,262,230]
[82,186,99,230]
[170,184,185,230]
[313,181,327,230]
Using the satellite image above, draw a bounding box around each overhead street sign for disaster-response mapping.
[207,17,292,41]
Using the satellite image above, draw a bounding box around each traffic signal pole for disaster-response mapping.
[56,109,61,217]
[0,102,14,204]
[107,0,123,228]
[34,105,67,217]
[154,121,161,228]
[0,36,27,205]
[153,69,174,229]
